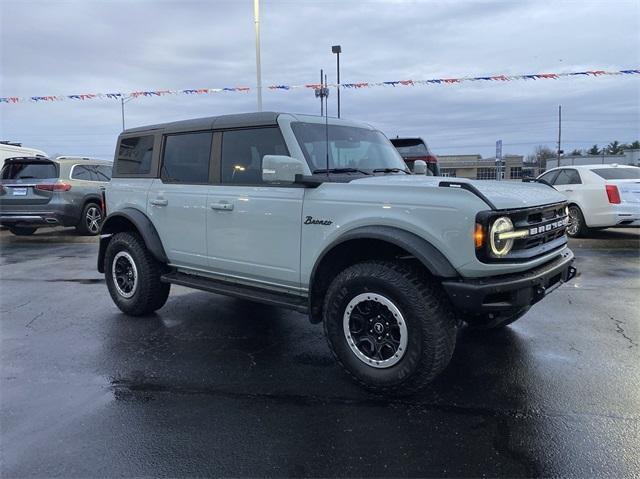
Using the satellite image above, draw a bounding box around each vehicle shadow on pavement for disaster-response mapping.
[100,289,534,408]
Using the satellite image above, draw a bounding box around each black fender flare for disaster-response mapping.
[309,225,458,286]
[97,208,167,273]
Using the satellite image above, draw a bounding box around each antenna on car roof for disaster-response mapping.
[324,72,330,178]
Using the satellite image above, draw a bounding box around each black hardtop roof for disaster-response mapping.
[122,111,282,135]
[390,137,426,145]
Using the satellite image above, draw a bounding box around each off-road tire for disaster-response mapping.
[567,205,589,238]
[9,226,37,236]
[467,306,530,331]
[76,202,102,236]
[104,231,170,316]
[323,260,457,395]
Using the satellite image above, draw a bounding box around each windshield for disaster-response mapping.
[1,160,58,180]
[591,167,640,180]
[291,122,408,173]
[392,142,430,157]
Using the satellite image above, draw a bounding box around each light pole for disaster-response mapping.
[254,0,263,111]
[120,95,134,131]
[332,45,341,118]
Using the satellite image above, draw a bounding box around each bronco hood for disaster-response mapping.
[350,175,566,210]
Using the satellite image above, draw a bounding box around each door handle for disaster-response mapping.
[150,198,168,207]
[565,189,573,193]
[210,202,234,211]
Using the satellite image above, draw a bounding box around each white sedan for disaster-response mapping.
[537,164,640,237]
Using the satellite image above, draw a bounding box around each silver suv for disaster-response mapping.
[0,156,112,235]
[98,112,576,394]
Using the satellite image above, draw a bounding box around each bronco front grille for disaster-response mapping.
[476,202,569,263]
[512,204,568,254]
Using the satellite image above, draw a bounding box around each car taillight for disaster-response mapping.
[605,184,621,204]
[35,182,72,192]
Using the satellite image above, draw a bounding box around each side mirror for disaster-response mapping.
[262,155,306,183]
[413,160,427,175]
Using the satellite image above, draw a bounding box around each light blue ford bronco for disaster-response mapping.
[98,112,576,394]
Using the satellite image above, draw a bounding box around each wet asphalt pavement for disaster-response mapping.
[1,228,638,477]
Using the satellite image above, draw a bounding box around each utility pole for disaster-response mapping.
[254,0,263,111]
[557,105,562,165]
[320,69,323,116]
[315,69,329,116]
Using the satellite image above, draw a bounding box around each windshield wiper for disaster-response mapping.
[313,168,372,176]
[372,168,410,175]
[18,175,36,179]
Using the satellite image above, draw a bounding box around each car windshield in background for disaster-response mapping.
[291,122,408,173]
[1,160,58,180]
[393,142,429,157]
[591,168,640,180]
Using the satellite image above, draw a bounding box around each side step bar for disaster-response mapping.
[161,271,308,313]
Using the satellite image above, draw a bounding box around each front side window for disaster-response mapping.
[116,136,154,175]
[291,122,407,173]
[162,132,213,183]
[538,170,559,184]
[221,128,288,184]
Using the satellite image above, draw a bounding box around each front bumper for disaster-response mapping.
[442,249,576,316]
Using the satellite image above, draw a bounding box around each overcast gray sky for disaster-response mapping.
[1,0,638,160]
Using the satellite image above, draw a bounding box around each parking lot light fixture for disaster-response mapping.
[332,45,341,118]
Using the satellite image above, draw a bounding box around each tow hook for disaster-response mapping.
[534,285,546,302]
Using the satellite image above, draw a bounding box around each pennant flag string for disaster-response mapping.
[1,68,638,104]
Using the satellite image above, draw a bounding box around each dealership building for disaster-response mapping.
[437,154,540,180]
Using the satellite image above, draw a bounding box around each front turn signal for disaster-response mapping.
[474,223,484,249]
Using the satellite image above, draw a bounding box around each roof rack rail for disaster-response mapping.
[438,180,496,210]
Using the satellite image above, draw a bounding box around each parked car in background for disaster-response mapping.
[390,137,440,175]
[0,156,112,236]
[0,143,47,166]
[537,164,640,237]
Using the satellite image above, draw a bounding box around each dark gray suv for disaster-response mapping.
[0,156,112,236]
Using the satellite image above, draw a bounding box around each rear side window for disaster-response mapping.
[1,161,58,180]
[71,165,92,180]
[116,136,154,175]
[553,169,581,185]
[162,131,213,183]
[591,168,640,180]
[221,128,289,185]
[95,165,112,181]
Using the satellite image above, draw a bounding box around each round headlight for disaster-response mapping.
[490,216,514,256]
